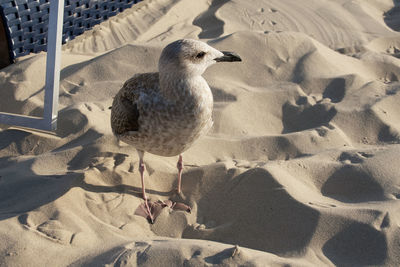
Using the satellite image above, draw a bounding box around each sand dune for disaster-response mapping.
[1,0,400,266]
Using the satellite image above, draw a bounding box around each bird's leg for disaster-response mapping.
[135,152,191,223]
[173,155,191,212]
[176,154,184,194]
[137,150,154,223]
[139,158,147,200]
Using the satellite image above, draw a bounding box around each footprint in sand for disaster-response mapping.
[113,153,129,168]
[18,214,75,244]
[339,151,374,164]
[84,103,92,111]
[308,202,336,208]
[358,152,374,158]
[380,212,390,229]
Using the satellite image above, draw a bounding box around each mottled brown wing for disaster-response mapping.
[110,78,141,135]
[111,96,140,135]
[110,73,159,135]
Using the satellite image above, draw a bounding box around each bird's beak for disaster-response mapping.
[214,51,242,62]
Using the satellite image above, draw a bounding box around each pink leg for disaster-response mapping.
[177,154,183,194]
[137,150,154,223]
[134,151,191,223]
[139,158,147,200]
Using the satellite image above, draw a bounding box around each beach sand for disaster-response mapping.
[1,0,400,265]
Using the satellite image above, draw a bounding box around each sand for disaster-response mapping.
[1,0,400,266]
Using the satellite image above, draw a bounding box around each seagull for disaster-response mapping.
[110,39,241,223]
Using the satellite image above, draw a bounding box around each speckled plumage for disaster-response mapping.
[111,71,213,156]
[111,39,222,157]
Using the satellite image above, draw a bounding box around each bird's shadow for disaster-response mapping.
[0,155,173,222]
[78,173,174,198]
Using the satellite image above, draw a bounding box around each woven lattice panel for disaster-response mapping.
[0,0,141,60]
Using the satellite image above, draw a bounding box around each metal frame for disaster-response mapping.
[0,0,64,131]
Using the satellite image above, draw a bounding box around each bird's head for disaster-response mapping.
[158,39,241,77]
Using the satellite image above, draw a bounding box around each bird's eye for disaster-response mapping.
[196,52,206,58]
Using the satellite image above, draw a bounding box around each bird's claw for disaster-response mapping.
[134,199,191,223]
[172,202,192,213]
[134,199,155,223]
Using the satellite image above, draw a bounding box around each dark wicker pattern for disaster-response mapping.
[0,0,141,60]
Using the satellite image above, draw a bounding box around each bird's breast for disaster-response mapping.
[121,76,214,156]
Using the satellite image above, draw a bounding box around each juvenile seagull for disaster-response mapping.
[111,39,241,222]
